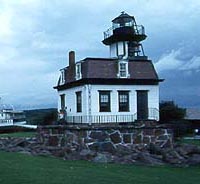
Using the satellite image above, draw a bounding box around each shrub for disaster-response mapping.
[42,111,57,125]
[160,101,186,121]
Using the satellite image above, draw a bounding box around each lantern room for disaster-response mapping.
[103,12,147,60]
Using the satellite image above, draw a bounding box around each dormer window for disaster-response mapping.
[76,63,82,80]
[60,69,65,84]
[118,61,129,78]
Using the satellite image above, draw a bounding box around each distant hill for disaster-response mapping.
[24,108,57,125]
[186,108,200,120]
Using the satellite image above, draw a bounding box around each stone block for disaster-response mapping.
[157,135,169,141]
[58,127,65,134]
[51,129,59,135]
[123,134,132,144]
[89,131,109,141]
[84,138,95,144]
[80,149,96,160]
[65,132,78,143]
[162,139,173,148]
[155,129,166,136]
[93,153,112,163]
[48,136,59,146]
[150,136,156,143]
[143,136,150,144]
[88,141,116,154]
[187,154,200,166]
[77,131,87,138]
[110,131,122,144]
[100,142,116,153]
[106,130,115,134]
[133,135,142,144]
[115,144,133,155]
[143,129,154,136]
[120,130,129,134]
[137,152,164,166]
[88,142,101,152]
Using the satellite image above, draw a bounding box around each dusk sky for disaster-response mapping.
[0,0,200,109]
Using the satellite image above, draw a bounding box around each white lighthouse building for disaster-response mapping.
[54,12,163,124]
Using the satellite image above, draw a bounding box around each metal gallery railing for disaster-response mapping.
[104,24,145,39]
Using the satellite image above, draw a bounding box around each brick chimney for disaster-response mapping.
[69,51,75,67]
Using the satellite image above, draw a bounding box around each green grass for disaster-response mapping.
[178,138,200,146]
[0,151,199,184]
[0,131,36,138]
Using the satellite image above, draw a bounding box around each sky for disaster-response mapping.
[0,0,200,109]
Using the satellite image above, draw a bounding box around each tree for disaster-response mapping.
[42,111,57,125]
[159,101,186,121]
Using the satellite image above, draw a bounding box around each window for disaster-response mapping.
[60,70,65,84]
[76,91,82,112]
[99,91,111,112]
[118,62,129,78]
[76,63,82,80]
[118,91,129,112]
[60,94,65,110]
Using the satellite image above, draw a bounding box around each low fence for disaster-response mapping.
[66,114,137,124]
[64,108,159,124]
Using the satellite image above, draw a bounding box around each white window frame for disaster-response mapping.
[117,61,130,78]
[76,63,82,80]
[60,69,65,85]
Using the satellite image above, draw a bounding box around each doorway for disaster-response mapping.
[137,90,148,120]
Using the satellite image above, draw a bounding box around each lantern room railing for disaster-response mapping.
[103,24,145,40]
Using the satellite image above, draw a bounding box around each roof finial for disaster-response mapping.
[121,11,125,14]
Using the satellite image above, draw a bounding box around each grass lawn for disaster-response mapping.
[181,139,200,146]
[0,131,36,138]
[177,137,200,146]
[0,151,199,184]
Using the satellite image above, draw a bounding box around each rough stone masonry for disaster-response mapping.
[1,121,200,166]
[37,121,173,152]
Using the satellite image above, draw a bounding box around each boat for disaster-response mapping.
[0,103,26,127]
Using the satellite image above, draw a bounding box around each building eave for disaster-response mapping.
[54,78,163,91]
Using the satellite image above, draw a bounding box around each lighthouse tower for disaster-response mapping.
[103,11,147,60]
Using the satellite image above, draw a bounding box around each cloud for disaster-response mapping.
[155,50,182,72]
[0,9,13,43]
[181,56,200,72]
[0,0,200,108]
[155,48,200,73]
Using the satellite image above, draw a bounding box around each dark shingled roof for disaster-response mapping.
[55,57,162,90]
[112,12,134,23]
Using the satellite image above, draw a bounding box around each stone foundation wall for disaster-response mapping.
[37,121,173,153]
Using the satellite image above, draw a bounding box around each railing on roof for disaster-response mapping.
[103,24,145,40]
[0,119,13,124]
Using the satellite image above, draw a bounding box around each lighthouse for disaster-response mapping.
[103,11,147,60]
[54,12,163,123]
